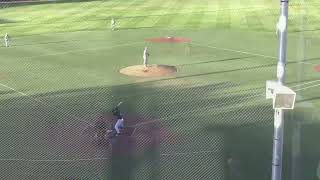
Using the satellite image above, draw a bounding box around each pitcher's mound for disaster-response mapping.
[120,64,177,77]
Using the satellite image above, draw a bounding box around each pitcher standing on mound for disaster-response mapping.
[143,47,150,67]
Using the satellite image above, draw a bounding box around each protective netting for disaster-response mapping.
[0,0,320,179]
[0,76,275,180]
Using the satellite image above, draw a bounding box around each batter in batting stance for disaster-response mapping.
[110,102,124,140]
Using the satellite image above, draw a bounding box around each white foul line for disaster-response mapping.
[290,79,320,88]
[0,82,29,96]
[23,41,145,59]
[295,83,320,92]
[191,42,320,67]
[191,42,278,60]
[0,82,92,126]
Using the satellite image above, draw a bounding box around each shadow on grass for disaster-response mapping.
[0,0,100,9]
[0,18,18,24]
[203,103,320,180]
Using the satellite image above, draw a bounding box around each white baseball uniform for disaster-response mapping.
[4,33,10,47]
[143,47,149,67]
[111,18,116,31]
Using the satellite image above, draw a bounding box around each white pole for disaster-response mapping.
[272,0,289,180]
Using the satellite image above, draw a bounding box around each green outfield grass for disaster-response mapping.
[0,0,320,36]
[0,0,319,180]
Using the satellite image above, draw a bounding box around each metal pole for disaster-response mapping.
[272,0,289,180]
[272,109,285,180]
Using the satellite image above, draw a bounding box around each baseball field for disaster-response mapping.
[0,0,319,179]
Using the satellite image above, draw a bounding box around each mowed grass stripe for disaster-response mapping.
[166,0,193,28]
[240,0,264,31]
[255,8,274,32]
[216,1,231,28]
[244,10,265,31]
[1,4,83,26]
[134,0,171,28]
[37,1,121,25]
[153,0,186,28]
[198,1,218,29]
[149,0,180,27]
[55,2,111,23]
[304,7,320,31]
[114,0,152,28]
[120,0,162,28]
[185,2,208,28]
[1,0,320,35]
[1,6,51,23]
[102,0,133,10]
[91,0,133,20]
[6,24,53,36]
[38,1,140,34]
[229,0,244,29]
[0,3,104,35]
[261,8,278,32]
[36,3,100,23]
[63,3,111,25]
[25,4,84,23]
[199,3,220,28]
[231,9,248,30]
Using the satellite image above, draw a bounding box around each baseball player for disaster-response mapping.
[4,33,10,47]
[111,18,116,31]
[143,47,150,67]
[110,103,124,137]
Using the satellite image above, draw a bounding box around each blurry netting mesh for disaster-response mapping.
[0,78,274,180]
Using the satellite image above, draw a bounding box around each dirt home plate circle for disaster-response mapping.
[120,64,177,77]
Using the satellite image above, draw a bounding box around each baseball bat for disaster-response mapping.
[116,101,123,107]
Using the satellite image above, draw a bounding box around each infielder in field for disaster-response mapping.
[4,33,10,47]
[143,47,150,67]
[111,18,116,31]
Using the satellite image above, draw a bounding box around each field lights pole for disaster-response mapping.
[272,1,289,180]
